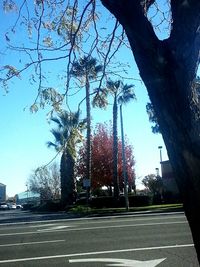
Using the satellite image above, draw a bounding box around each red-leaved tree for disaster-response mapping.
[77,122,136,193]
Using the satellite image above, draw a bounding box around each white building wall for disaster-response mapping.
[0,184,6,202]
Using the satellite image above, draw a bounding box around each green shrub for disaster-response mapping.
[90,196,115,208]
[34,201,62,212]
[22,203,35,210]
[70,205,92,214]
[128,195,153,206]
[76,197,87,206]
[90,195,153,209]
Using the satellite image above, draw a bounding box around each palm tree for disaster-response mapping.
[70,56,103,196]
[118,84,136,209]
[93,80,136,200]
[47,110,86,206]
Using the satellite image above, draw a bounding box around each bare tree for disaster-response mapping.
[28,163,60,201]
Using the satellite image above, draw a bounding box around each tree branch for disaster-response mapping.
[100,0,199,135]
[101,0,161,80]
[140,0,156,13]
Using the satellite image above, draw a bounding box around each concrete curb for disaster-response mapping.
[0,207,184,224]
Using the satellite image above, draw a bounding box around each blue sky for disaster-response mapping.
[0,1,169,197]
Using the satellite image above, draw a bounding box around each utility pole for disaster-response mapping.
[26,183,29,203]
[158,146,163,163]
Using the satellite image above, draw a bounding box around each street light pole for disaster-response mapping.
[155,167,159,176]
[120,104,129,211]
[158,146,163,163]
[26,183,29,203]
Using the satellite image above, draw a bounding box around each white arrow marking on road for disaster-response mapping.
[29,223,55,228]
[37,225,71,231]
[69,258,166,267]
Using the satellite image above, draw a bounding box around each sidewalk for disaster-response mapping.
[0,205,184,224]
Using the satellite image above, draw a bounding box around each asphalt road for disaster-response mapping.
[0,209,77,224]
[0,212,199,266]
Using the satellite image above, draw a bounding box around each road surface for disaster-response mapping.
[0,212,198,266]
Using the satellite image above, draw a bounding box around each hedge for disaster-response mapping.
[76,195,153,209]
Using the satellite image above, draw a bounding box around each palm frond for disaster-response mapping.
[70,110,80,127]
[107,79,122,94]
[146,102,160,133]
[95,65,103,73]
[70,56,102,80]
[59,111,70,128]
[92,93,108,109]
[50,129,64,145]
[92,87,109,109]
[46,141,57,149]
[79,118,87,130]
[50,117,62,128]
[118,83,136,105]
[47,109,86,158]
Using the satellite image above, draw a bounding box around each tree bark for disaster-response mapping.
[60,150,75,207]
[101,0,200,261]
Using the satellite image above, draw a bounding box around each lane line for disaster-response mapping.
[0,240,65,247]
[0,211,184,226]
[0,221,188,237]
[37,225,71,232]
[63,215,186,225]
[0,215,186,232]
[0,244,194,264]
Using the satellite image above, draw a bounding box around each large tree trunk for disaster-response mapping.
[113,94,120,199]
[60,150,75,207]
[102,0,200,261]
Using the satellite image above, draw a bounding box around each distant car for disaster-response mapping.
[0,203,8,210]
[16,204,23,209]
[7,203,16,210]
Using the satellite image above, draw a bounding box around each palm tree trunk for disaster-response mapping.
[120,104,129,210]
[86,76,91,198]
[60,150,75,207]
[113,94,119,200]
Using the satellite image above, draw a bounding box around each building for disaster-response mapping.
[160,160,181,202]
[15,191,40,205]
[0,183,6,202]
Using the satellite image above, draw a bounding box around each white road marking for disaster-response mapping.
[0,220,187,237]
[37,225,71,232]
[0,223,62,231]
[69,257,166,267]
[29,223,56,228]
[0,244,193,264]
[0,239,65,247]
[0,215,186,232]
[0,211,184,226]
[66,215,186,226]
